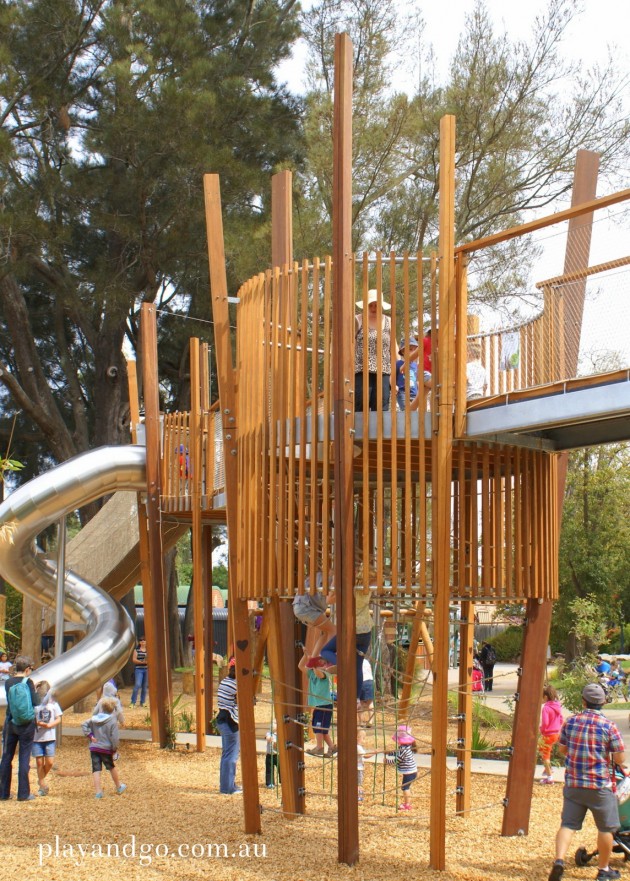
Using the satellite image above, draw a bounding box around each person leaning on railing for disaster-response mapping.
[354,289,399,412]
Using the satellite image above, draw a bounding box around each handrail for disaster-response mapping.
[455,188,630,255]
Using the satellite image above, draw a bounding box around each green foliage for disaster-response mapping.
[0,458,23,481]
[600,624,630,655]
[485,626,523,662]
[471,721,494,756]
[0,0,303,468]
[163,693,192,749]
[568,595,608,654]
[554,445,630,659]
[554,657,598,714]
[447,691,512,730]
[2,584,22,653]
[299,0,630,317]
[212,565,229,592]
[177,709,195,733]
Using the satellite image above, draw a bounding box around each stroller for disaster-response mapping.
[575,771,630,866]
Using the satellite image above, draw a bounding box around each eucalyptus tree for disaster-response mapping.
[297,0,630,314]
[0,0,302,470]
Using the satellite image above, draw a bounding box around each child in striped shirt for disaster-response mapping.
[387,724,417,811]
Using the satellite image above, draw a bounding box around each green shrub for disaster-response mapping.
[486,626,523,662]
[554,656,597,713]
[447,691,512,729]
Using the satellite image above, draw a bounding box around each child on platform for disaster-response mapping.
[82,696,127,799]
[386,724,417,811]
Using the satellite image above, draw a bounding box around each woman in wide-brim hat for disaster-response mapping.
[354,289,398,412]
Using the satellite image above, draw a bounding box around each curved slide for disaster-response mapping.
[0,445,146,709]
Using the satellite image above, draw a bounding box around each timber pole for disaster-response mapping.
[140,303,173,747]
[502,149,599,836]
[269,169,305,817]
[190,337,207,751]
[331,32,359,866]
[202,526,215,731]
[429,114,457,871]
[203,174,261,833]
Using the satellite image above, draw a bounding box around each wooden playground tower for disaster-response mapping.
[135,32,630,873]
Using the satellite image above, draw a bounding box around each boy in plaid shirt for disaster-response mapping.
[548,683,625,881]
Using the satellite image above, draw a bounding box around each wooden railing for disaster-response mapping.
[161,407,225,515]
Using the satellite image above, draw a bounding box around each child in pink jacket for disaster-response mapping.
[539,684,563,783]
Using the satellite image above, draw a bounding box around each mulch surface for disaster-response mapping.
[0,682,605,881]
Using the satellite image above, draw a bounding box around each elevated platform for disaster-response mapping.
[466,369,630,450]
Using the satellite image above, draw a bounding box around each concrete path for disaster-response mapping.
[447,662,630,780]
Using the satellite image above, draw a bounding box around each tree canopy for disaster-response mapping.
[296,0,630,313]
[1,0,629,475]
[553,443,630,659]
[0,0,302,472]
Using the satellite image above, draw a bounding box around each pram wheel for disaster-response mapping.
[575,846,591,867]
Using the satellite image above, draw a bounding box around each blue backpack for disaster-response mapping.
[8,677,35,726]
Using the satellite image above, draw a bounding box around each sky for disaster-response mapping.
[277,0,630,96]
[275,0,630,359]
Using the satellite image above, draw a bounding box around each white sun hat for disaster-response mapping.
[356,288,390,310]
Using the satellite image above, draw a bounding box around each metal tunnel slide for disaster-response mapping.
[0,445,147,709]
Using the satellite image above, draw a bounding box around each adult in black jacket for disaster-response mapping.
[0,655,41,801]
[479,642,497,692]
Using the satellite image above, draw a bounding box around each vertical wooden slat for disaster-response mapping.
[494,449,504,595]
[203,173,261,833]
[271,172,304,818]
[140,304,172,747]
[202,526,215,732]
[454,255,468,436]
[296,260,309,591]
[470,445,479,598]
[429,113,456,872]
[514,447,523,597]
[309,259,320,592]
[190,337,206,751]
[322,258,332,585]
[331,32,359,866]
[126,359,160,743]
[361,255,370,582]
[389,253,399,595]
[403,254,413,592]
[268,270,281,595]
[286,263,298,586]
[481,446,491,592]
[375,254,384,585]
[456,599,474,815]
[504,447,514,599]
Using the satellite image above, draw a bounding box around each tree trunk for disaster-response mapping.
[565,630,578,666]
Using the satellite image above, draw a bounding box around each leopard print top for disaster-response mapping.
[355,314,392,375]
